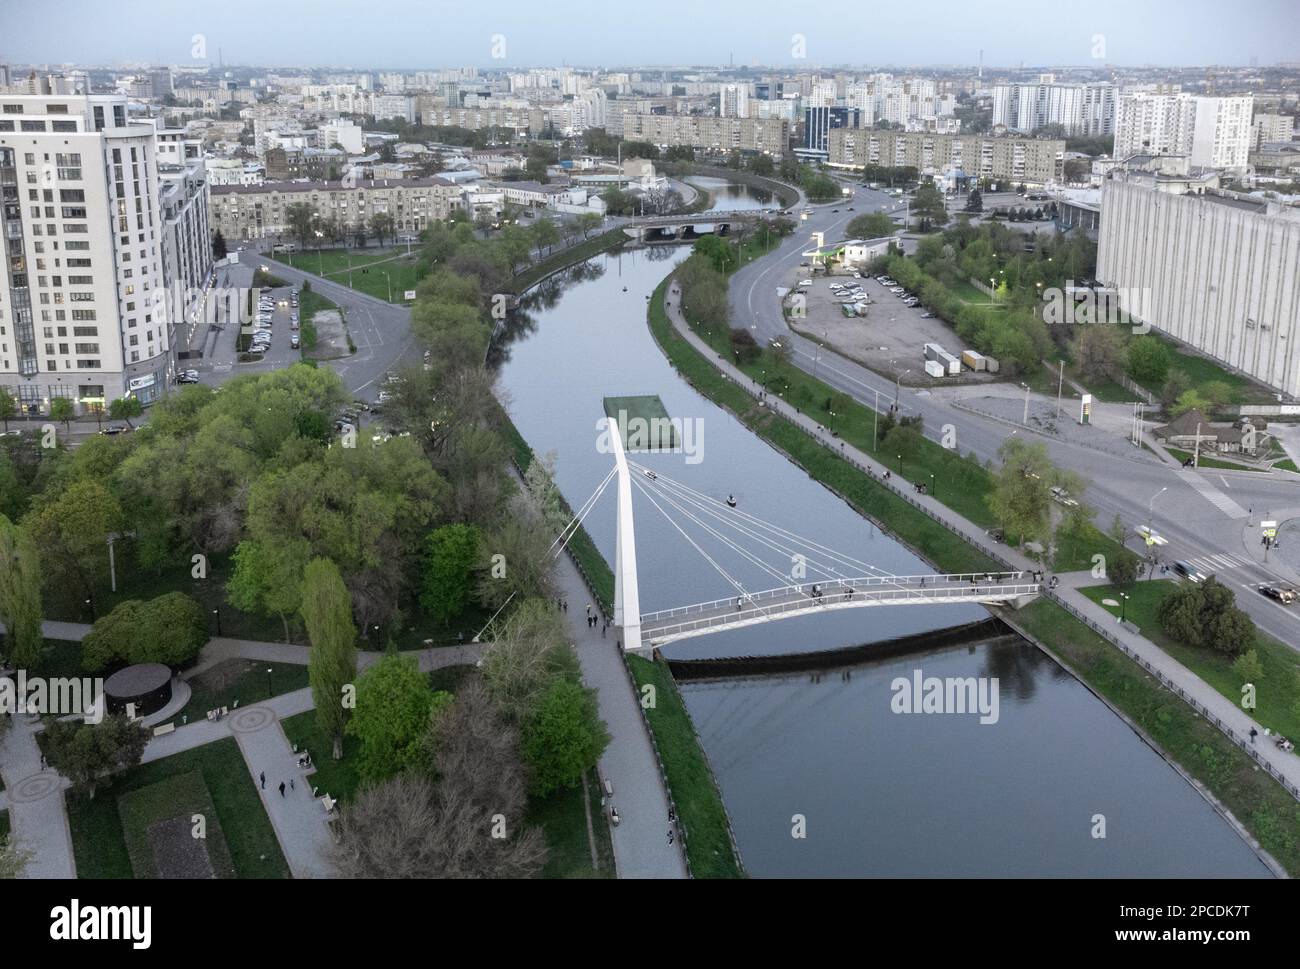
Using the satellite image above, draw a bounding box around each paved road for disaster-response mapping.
[729,179,1300,650]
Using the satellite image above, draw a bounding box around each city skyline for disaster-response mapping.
[4,0,1298,69]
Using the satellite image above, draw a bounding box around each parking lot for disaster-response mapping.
[192,263,304,386]
[786,271,1004,386]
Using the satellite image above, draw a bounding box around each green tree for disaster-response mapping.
[910,181,949,232]
[1107,549,1141,587]
[82,593,208,671]
[521,678,610,796]
[846,211,897,240]
[29,478,122,608]
[420,523,483,626]
[529,218,560,259]
[369,211,395,247]
[692,234,736,274]
[49,396,75,434]
[347,653,447,783]
[0,389,15,431]
[286,202,316,251]
[212,229,228,261]
[1232,649,1264,685]
[108,396,143,429]
[227,537,311,642]
[1158,577,1255,656]
[987,437,1055,550]
[1069,324,1126,383]
[575,211,603,239]
[301,557,358,759]
[0,516,43,669]
[965,188,983,213]
[42,714,150,800]
[1126,334,1170,386]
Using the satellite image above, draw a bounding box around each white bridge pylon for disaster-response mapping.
[593,426,1039,652]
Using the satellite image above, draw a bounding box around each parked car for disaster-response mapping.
[176,370,200,384]
[290,334,300,349]
[99,424,130,435]
[1172,561,1208,583]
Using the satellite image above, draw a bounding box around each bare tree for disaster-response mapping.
[332,676,547,878]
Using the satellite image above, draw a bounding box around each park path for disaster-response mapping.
[663,280,1300,798]
[0,714,76,878]
[556,554,688,879]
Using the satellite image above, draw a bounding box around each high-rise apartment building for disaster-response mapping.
[828,129,1064,184]
[0,94,210,415]
[992,82,1116,135]
[720,84,749,119]
[620,113,789,156]
[1114,93,1253,170]
[804,106,860,156]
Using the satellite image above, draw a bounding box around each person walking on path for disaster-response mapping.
[260,771,266,789]
[290,778,295,791]
[279,781,286,797]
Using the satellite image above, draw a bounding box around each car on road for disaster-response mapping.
[890,286,905,294]
[291,334,300,349]
[1049,486,1079,507]
[176,370,200,384]
[99,424,130,435]
[1172,560,1209,583]
[1257,584,1297,604]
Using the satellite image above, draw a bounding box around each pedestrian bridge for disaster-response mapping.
[639,573,1038,647]
[544,417,1040,652]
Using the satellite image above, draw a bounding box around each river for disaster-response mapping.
[491,198,1271,878]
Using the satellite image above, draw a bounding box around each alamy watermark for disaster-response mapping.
[596,412,705,465]
[1041,282,1151,334]
[890,669,1000,724]
[0,671,104,724]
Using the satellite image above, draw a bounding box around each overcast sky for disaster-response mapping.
[4,0,1295,69]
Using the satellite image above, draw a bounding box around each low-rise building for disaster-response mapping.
[210,176,460,240]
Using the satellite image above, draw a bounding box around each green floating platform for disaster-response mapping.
[603,395,679,450]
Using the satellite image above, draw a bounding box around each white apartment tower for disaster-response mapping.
[992,82,1116,135]
[1114,93,1253,171]
[0,94,207,416]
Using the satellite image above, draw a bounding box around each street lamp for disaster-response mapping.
[1119,592,1130,623]
[212,607,222,636]
[930,472,936,497]
[1147,486,1167,529]
[895,368,910,407]
[266,667,273,699]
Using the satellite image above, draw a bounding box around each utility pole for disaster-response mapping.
[1055,360,1063,419]
[1022,383,1030,425]
[873,387,880,451]
[1193,422,1202,468]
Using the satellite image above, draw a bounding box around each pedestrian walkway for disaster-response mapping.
[0,715,76,878]
[554,552,688,878]
[662,281,1300,800]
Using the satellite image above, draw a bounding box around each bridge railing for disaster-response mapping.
[643,582,1040,641]
[639,572,1028,623]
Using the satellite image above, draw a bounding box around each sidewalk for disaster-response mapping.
[663,280,1300,800]
[555,552,688,878]
[0,715,76,878]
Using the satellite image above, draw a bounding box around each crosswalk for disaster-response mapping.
[1176,469,1249,518]
[1182,551,1256,574]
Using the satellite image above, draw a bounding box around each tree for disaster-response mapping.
[1069,324,1126,383]
[0,516,43,669]
[42,714,150,800]
[1161,369,1192,410]
[50,396,74,434]
[1158,577,1255,657]
[420,524,482,626]
[212,229,228,261]
[730,328,761,364]
[0,389,15,431]
[1127,334,1170,387]
[301,557,358,759]
[369,212,395,247]
[910,181,948,232]
[529,218,560,259]
[0,835,32,879]
[29,478,122,608]
[479,598,578,719]
[227,537,311,643]
[286,202,316,251]
[987,438,1055,550]
[108,396,142,429]
[347,653,446,783]
[521,678,609,796]
[1107,549,1141,587]
[81,593,208,672]
[575,211,603,240]
[1232,649,1264,685]
[965,188,984,213]
[334,678,547,879]
[847,212,897,240]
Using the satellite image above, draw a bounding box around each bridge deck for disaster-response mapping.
[638,573,1039,646]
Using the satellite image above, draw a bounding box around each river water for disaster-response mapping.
[491,196,1271,877]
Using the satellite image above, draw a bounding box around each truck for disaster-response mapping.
[961,349,987,372]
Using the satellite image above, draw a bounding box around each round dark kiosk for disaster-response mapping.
[103,663,173,717]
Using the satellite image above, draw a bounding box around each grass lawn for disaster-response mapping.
[1165,447,1268,472]
[1010,597,1300,876]
[528,769,615,879]
[1081,580,1300,742]
[626,654,743,878]
[1152,336,1277,406]
[280,710,363,805]
[1053,520,1132,573]
[117,770,236,878]
[1277,459,1299,474]
[273,248,424,303]
[66,737,289,879]
[0,810,8,841]
[168,661,310,727]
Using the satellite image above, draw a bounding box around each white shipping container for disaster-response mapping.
[937,350,961,375]
[924,360,946,378]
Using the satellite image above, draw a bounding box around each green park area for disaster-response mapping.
[66,738,289,880]
[272,248,423,303]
